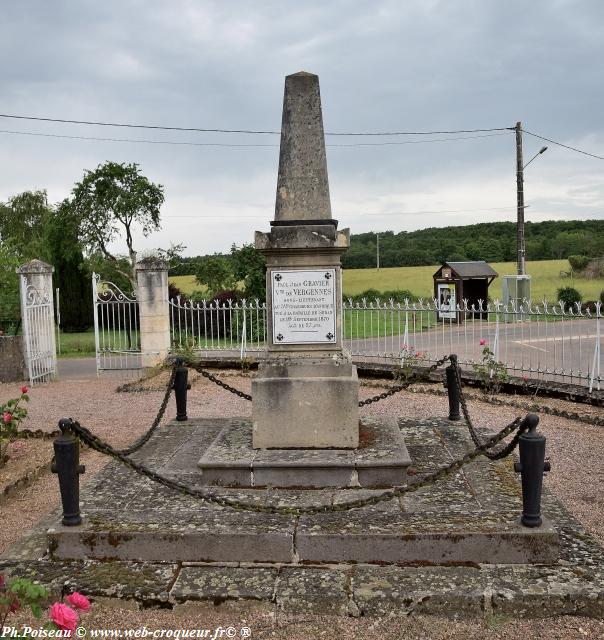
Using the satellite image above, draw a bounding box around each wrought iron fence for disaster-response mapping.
[166,296,603,391]
[169,297,267,358]
[343,298,602,391]
[20,278,56,383]
[92,273,141,373]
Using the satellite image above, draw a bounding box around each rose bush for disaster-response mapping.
[0,387,29,465]
[1,572,91,637]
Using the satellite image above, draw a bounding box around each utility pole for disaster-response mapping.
[516,121,525,276]
[376,232,380,270]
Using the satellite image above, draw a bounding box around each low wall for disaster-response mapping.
[0,336,26,383]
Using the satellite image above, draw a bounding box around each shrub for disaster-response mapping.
[599,290,604,306]
[345,288,417,305]
[556,286,583,311]
[568,255,591,273]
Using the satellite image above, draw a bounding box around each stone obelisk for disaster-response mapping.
[252,71,359,449]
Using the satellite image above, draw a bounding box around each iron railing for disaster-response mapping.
[166,296,603,390]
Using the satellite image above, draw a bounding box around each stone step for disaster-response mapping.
[196,417,411,488]
[47,508,559,565]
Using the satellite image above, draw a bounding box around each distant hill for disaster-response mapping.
[169,220,604,276]
[341,219,604,269]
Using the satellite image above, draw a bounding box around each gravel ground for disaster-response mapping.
[1,371,604,637]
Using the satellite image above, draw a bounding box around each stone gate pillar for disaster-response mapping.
[135,258,170,369]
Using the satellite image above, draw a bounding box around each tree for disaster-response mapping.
[43,201,93,331]
[0,190,52,259]
[0,241,21,332]
[194,255,237,298]
[70,162,164,287]
[230,243,266,301]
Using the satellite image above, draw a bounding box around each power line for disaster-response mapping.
[0,128,512,148]
[0,112,512,136]
[523,129,604,161]
[0,129,277,148]
[165,206,515,218]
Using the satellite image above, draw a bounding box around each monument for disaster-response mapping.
[252,71,359,449]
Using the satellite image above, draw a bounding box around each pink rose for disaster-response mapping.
[2,412,12,424]
[50,602,78,634]
[20,386,28,394]
[522,375,529,382]
[479,339,487,346]
[65,592,90,612]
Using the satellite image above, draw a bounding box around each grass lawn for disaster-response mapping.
[171,260,604,303]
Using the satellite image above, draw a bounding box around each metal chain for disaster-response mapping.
[75,366,176,458]
[452,357,525,460]
[65,413,524,516]
[190,355,452,407]
[358,355,452,406]
[191,364,252,401]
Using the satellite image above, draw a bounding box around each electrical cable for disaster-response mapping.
[0,128,511,148]
[523,129,604,161]
[0,112,513,136]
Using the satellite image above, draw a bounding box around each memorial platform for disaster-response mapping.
[3,415,604,617]
[42,416,560,565]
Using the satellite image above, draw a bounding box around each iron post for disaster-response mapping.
[173,359,190,422]
[445,354,461,421]
[514,413,551,527]
[51,418,85,526]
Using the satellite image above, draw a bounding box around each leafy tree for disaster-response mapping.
[194,255,237,298]
[0,190,52,259]
[0,241,21,332]
[43,201,93,331]
[230,243,266,301]
[70,162,164,287]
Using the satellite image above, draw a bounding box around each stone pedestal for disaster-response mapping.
[135,258,170,369]
[252,357,359,449]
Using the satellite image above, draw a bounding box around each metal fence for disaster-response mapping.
[169,297,267,358]
[19,277,56,383]
[92,273,141,373]
[342,298,602,391]
[166,296,603,391]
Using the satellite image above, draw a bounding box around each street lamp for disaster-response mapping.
[524,146,548,170]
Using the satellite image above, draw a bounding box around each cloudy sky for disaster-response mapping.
[1,0,603,257]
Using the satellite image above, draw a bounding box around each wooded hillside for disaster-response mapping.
[340,220,604,269]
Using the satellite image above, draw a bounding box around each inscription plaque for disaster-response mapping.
[272,269,336,344]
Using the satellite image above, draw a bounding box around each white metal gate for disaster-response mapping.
[20,277,57,383]
[92,273,141,373]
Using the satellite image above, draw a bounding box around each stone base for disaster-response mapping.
[41,417,562,567]
[197,417,410,488]
[252,359,359,448]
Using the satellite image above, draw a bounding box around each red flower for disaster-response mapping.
[522,375,529,382]
[65,592,90,612]
[2,412,12,424]
[50,602,78,634]
[0,574,5,589]
[9,596,20,613]
[479,338,487,346]
[20,386,28,394]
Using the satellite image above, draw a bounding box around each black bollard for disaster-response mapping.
[514,414,551,527]
[173,360,190,422]
[51,418,85,526]
[445,354,461,421]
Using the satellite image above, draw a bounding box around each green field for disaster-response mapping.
[170,260,604,303]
